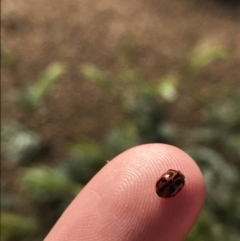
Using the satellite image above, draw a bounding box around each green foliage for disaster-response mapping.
[206,94,240,130]
[21,167,82,202]
[1,122,44,165]
[104,122,139,155]
[2,48,66,114]
[1,212,39,240]
[81,64,109,87]
[154,75,179,102]
[12,62,66,113]
[186,209,226,241]
[187,43,228,75]
[61,142,108,184]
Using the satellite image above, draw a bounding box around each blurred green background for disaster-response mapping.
[1,0,240,240]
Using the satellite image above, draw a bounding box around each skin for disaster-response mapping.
[44,144,206,241]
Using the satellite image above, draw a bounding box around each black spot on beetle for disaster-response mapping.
[161,185,175,194]
[169,185,175,192]
[175,179,182,186]
[161,177,167,183]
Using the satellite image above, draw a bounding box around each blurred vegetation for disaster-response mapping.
[14,62,66,113]
[1,212,39,241]
[2,51,66,114]
[1,40,240,241]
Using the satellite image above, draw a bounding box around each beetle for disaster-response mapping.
[155,169,185,198]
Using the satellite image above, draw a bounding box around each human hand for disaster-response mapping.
[44,144,206,241]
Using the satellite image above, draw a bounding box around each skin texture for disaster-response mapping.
[44,144,206,241]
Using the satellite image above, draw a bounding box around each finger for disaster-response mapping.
[45,144,206,241]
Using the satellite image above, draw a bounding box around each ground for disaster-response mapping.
[1,0,240,185]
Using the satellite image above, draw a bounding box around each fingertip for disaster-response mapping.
[45,143,206,241]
